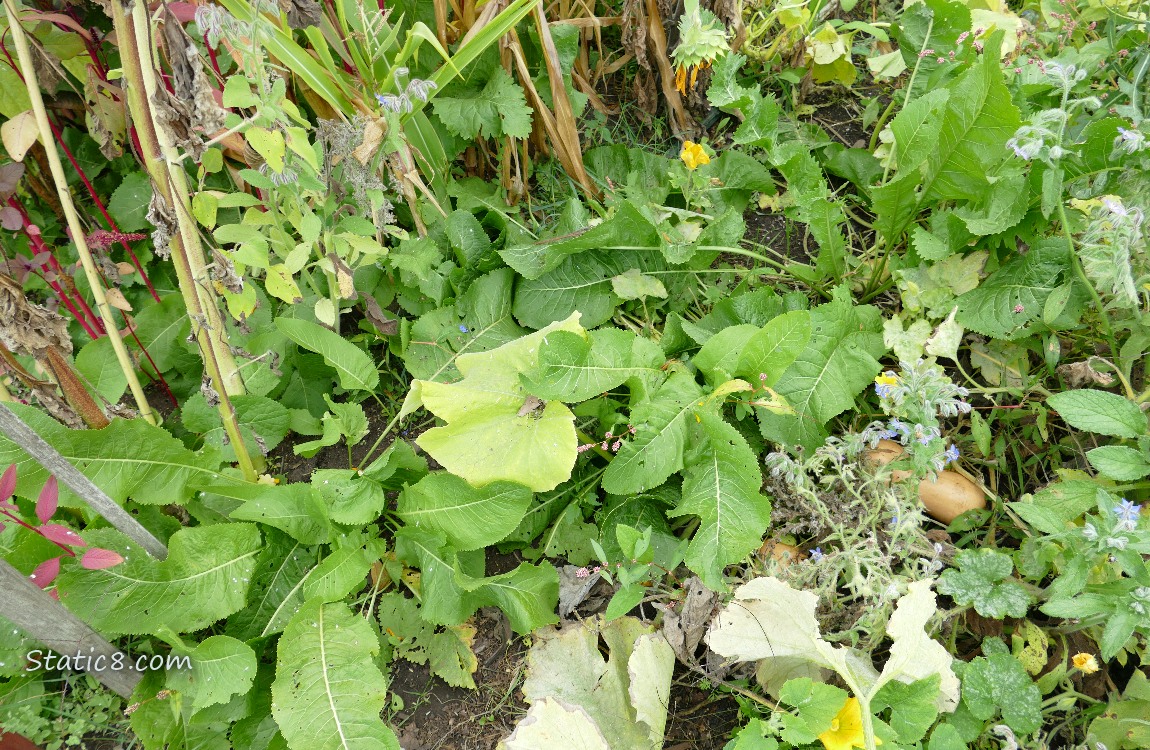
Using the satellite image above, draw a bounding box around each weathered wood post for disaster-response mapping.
[0,405,167,559]
[0,403,170,696]
[0,560,140,698]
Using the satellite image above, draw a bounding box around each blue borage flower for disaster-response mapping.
[1114,498,1142,532]
[375,68,438,114]
[1115,126,1148,155]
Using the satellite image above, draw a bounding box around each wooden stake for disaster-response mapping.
[0,558,141,698]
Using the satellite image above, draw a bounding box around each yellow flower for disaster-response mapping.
[1071,653,1100,674]
[874,372,899,398]
[819,698,880,750]
[680,141,710,170]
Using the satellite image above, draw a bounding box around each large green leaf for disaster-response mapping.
[433,66,532,140]
[520,328,667,403]
[961,652,1042,734]
[272,599,399,750]
[872,170,922,242]
[181,394,292,461]
[397,473,533,550]
[402,269,527,382]
[220,482,333,545]
[312,469,390,526]
[956,241,1066,339]
[74,337,128,403]
[57,525,263,636]
[513,251,622,330]
[128,293,193,376]
[276,318,378,391]
[922,48,1021,202]
[672,410,772,590]
[166,635,257,713]
[395,528,558,634]
[758,300,885,449]
[1046,390,1147,438]
[692,325,761,386]
[513,249,676,330]
[889,88,951,175]
[411,315,583,492]
[302,546,374,603]
[1087,446,1150,481]
[735,310,813,386]
[0,404,232,507]
[601,371,706,495]
[499,201,661,280]
[227,531,321,641]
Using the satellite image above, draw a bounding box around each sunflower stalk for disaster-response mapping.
[1,0,156,426]
[109,0,259,480]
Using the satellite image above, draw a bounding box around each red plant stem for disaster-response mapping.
[0,32,177,407]
[7,197,102,337]
[47,276,99,338]
[0,509,76,557]
[47,256,105,334]
[44,114,162,304]
[43,257,179,408]
[203,33,222,78]
[0,30,160,304]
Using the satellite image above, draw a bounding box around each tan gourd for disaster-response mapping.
[866,439,987,524]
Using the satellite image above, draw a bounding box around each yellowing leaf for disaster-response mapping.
[314,298,336,327]
[502,699,611,750]
[223,286,257,319]
[285,126,319,171]
[265,264,303,303]
[876,580,960,711]
[192,192,219,229]
[411,314,584,492]
[868,49,907,79]
[1,111,39,162]
[246,126,286,173]
[104,287,132,312]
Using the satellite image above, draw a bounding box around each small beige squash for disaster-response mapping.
[865,439,987,524]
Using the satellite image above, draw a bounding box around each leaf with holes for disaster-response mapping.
[272,598,399,750]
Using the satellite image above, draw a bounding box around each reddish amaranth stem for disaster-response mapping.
[42,253,178,408]
[46,256,104,335]
[7,196,102,337]
[203,33,222,78]
[45,113,161,303]
[46,115,162,303]
[0,32,159,301]
[0,508,76,557]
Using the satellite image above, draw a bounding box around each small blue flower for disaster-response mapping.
[1115,499,1142,524]
[875,425,898,441]
[809,547,824,563]
[944,444,960,464]
[459,324,469,333]
[913,423,940,446]
[1114,499,1142,531]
